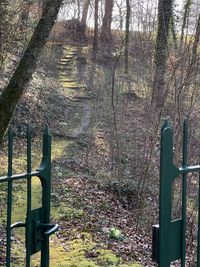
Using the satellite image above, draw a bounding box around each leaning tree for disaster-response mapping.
[0,0,63,144]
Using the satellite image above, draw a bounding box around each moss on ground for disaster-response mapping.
[30,233,142,267]
[52,203,84,221]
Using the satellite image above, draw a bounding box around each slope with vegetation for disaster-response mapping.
[0,0,200,266]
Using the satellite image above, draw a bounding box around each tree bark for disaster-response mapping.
[170,15,178,50]
[80,0,90,36]
[0,0,63,143]
[180,0,192,50]
[0,0,8,67]
[20,0,32,27]
[93,0,99,56]
[77,0,81,20]
[100,0,114,58]
[124,0,130,74]
[101,0,114,41]
[151,0,174,107]
[191,13,200,66]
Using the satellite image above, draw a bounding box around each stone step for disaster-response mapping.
[59,78,77,81]
[61,85,86,90]
[59,79,78,83]
[58,62,71,66]
[62,55,76,60]
[59,74,77,79]
[59,61,73,65]
[56,67,72,71]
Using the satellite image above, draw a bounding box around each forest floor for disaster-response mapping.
[0,42,174,266]
[47,44,156,266]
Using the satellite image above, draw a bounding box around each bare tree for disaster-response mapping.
[124,0,130,74]
[180,0,192,50]
[101,0,114,42]
[0,0,8,68]
[170,15,178,50]
[99,0,114,58]
[93,0,99,56]
[77,0,81,20]
[151,0,174,107]
[80,0,90,36]
[191,13,200,66]
[116,0,126,31]
[0,0,63,143]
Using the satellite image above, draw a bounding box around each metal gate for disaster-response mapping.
[0,127,58,267]
[152,119,200,267]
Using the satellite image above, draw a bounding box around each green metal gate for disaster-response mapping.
[0,127,58,267]
[152,119,200,267]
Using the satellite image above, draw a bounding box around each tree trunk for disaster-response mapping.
[93,0,99,56]
[191,13,200,66]
[80,0,90,37]
[0,0,63,143]
[124,0,130,74]
[77,0,81,20]
[100,0,114,58]
[151,0,174,107]
[101,0,114,42]
[180,0,192,50]
[0,0,8,68]
[170,15,178,50]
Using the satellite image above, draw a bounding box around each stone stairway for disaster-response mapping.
[56,45,91,138]
[58,46,90,100]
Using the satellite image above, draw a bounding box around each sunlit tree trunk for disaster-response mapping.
[0,0,63,143]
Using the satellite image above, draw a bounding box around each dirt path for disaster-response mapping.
[71,101,91,137]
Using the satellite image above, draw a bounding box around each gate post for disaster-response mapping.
[37,127,52,267]
[152,120,185,266]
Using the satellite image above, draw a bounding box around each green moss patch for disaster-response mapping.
[45,233,141,267]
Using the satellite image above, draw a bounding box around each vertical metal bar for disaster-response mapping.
[6,128,13,267]
[40,126,51,267]
[26,127,32,267]
[181,119,188,267]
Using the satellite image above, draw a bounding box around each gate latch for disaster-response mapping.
[38,222,59,236]
[29,208,59,255]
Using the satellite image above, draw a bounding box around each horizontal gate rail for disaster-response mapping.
[0,127,58,267]
[0,172,40,182]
